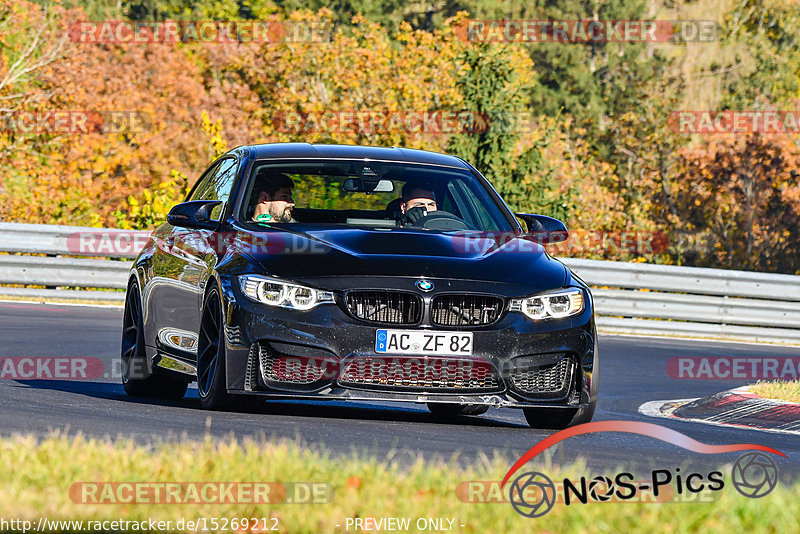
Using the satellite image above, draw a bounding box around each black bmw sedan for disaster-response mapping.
[121,143,598,429]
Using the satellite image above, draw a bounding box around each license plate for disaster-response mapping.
[375,329,473,355]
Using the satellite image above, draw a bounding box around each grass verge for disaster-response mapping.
[750,380,800,403]
[0,295,123,306]
[0,434,797,533]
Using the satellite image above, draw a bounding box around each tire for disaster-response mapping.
[121,280,188,400]
[523,401,596,430]
[197,286,232,410]
[427,403,489,417]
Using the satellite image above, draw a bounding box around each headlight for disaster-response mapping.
[239,275,334,311]
[509,288,584,320]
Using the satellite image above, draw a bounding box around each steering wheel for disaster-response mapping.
[411,211,472,230]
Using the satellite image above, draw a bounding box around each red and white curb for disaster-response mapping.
[639,386,800,436]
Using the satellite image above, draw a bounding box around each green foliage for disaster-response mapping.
[509,123,577,223]
[113,170,189,230]
[36,0,124,19]
[447,44,577,220]
[720,0,800,108]
[124,0,278,20]
[201,110,228,159]
[447,44,522,187]
[112,111,227,230]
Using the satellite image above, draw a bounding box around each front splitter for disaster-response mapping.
[233,386,581,409]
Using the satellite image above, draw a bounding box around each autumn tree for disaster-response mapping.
[1,2,259,226]
[672,134,800,274]
[0,1,73,219]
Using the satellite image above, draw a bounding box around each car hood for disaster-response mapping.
[241,227,568,291]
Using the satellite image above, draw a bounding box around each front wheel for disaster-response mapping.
[523,402,596,430]
[121,280,188,399]
[197,287,232,410]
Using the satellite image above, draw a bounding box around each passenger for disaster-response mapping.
[252,172,296,223]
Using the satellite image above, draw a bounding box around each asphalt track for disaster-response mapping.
[2,301,800,480]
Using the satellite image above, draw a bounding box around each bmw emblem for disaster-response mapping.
[416,279,434,292]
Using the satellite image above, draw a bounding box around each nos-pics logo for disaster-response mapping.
[503,421,782,518]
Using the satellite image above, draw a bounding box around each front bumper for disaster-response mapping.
[221,279,598,409]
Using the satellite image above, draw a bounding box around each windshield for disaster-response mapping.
[238,159,515,232]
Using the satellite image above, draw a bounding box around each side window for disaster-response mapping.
[440,191,459,217]
[187,161,221,202]
[450,179,500,231]
[466,191,497,230]
[191,158,238,221]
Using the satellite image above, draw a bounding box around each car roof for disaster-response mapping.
[243,143,471,169]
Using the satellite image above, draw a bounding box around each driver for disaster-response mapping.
[400,185,437,225]
[252,171,297,223]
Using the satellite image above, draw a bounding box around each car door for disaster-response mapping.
[178,156,239,317]
[145,157,238,363]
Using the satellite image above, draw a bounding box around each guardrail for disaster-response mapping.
[0,223,135,303]
[560,258,800,344]
[1,222,799,344]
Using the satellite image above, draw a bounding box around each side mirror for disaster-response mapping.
[167,200,222,230]
[515,213,569,244]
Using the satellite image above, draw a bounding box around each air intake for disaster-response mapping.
[431,294,504,326]
[344,290,422,325]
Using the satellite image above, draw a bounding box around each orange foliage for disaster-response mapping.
[1,1,797,274]
[673,134,800,273]
[0,2,259,226]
